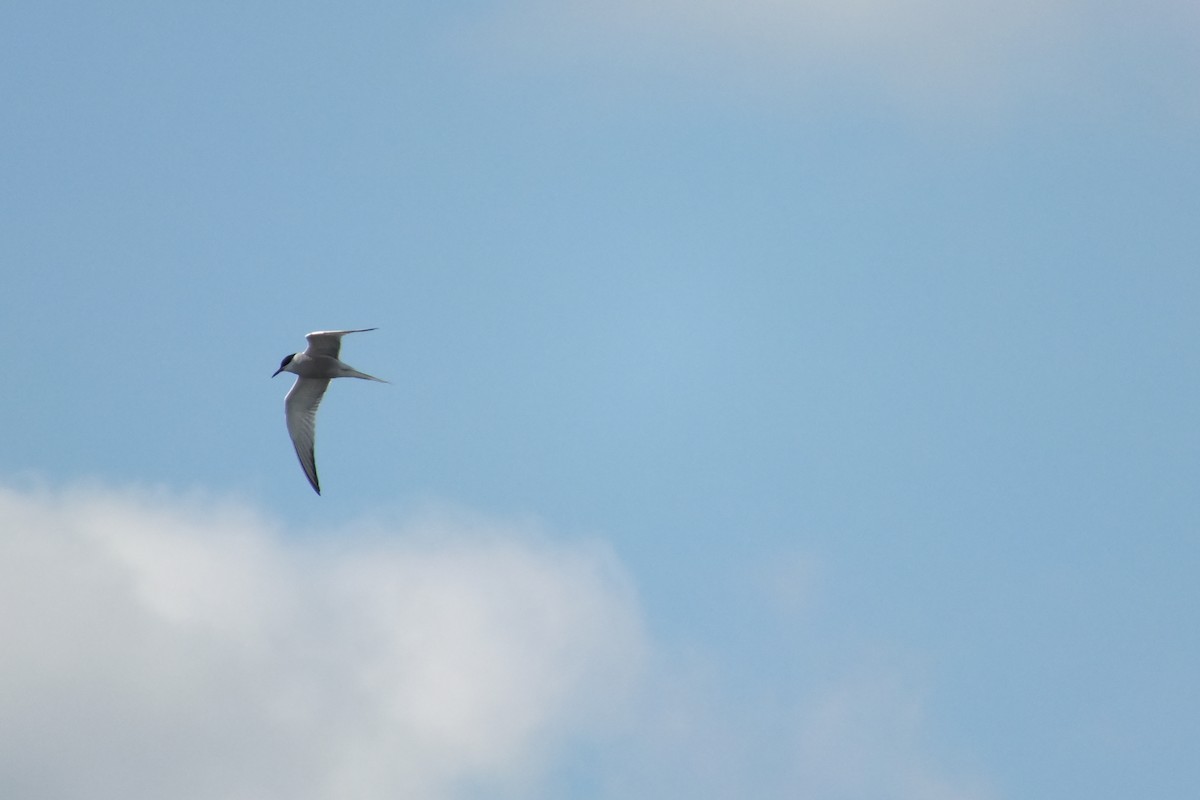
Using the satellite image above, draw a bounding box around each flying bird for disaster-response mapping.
[272,328,387,494]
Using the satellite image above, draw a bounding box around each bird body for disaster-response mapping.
[273,328,386,494]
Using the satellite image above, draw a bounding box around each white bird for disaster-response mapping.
[272,328,387,494]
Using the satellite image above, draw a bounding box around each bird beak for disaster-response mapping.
[271,368,283,378]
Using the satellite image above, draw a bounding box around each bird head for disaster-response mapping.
[272,353,296,378]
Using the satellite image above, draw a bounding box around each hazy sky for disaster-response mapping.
[2,2,1197,798]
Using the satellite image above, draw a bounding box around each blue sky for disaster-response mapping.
[1,2,1197,798]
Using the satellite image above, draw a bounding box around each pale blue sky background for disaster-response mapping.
[1,2,1197,799]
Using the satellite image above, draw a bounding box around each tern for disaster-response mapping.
[272,328,387,494]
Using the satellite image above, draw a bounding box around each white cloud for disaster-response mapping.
[790,666,994,800]
[0,482,993,799]
[0,484,646,800]
[593,647,993,800]
[475,0,1087,107]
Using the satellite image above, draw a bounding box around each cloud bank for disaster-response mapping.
[0,485,645,800]
[0,482,991,799]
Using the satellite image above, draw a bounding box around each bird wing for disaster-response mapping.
[284,377,331,494]
[304,328,378,359]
